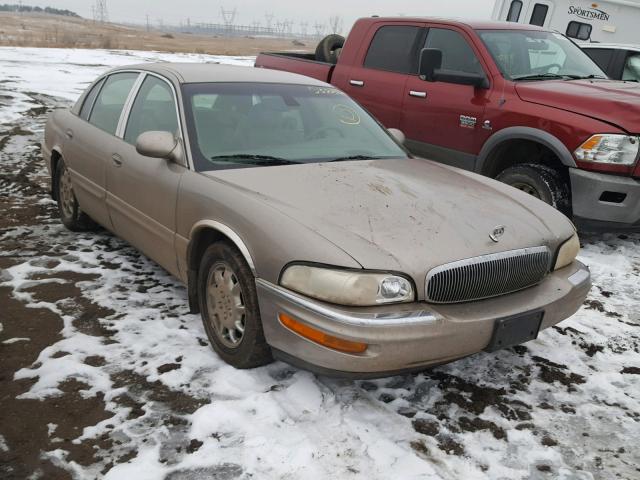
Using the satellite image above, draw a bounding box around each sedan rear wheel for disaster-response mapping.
[198,242,272,369]
[54,159,98,231]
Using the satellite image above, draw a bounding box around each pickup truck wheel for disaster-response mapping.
[198,242,273,369]
[496,163,571,215]
[315,34,345,63]
[54,159,98,232]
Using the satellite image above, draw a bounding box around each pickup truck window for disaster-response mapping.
[623,52,640,82]
[182,83,408,171]
[363,25,422,74]
[583,48,615,75]
[79,78,105,121]
[124,75,179,145]
[88,72,139,135]
[478,30,605,80]
[424,28,484,75]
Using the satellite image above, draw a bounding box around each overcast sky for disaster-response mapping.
[40,0,496,30]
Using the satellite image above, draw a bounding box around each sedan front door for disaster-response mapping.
[106,73,185,277]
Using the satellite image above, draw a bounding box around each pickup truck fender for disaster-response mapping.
[476,127,577,176]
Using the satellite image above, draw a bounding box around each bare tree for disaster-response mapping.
[328,15,343,34]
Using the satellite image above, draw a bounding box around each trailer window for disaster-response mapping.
[364,25,422,74]
[566,21,592,41]
[507,1,523,22]
[530,4,549,27]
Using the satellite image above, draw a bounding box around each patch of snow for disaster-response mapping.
[2,337,30,344]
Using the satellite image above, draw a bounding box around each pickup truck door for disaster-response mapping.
[334,22,426,129]
[63,72,140,230]
[401,26,492,171]
[106,73,185,278]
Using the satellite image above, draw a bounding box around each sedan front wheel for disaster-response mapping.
[197,242,272,369]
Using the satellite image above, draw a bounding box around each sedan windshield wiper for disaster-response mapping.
[328,155,379,162]
[209,154,301,166]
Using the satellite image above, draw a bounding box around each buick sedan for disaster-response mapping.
[43,64,591,377]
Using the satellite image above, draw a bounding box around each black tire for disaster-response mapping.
[496,163,571,215]
[54,159,99,232]
[315,34,345,64]
[197,242,272,369]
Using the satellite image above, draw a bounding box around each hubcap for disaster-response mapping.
[511,181,541,199]
[205,262,246,348]
[59,166,75,219]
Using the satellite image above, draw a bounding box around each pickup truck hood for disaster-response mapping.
[204,159,573,281]
[515,80,640,132]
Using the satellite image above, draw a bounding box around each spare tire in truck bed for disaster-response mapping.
[315,34,345,63]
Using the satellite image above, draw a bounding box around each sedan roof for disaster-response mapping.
[110,63,329,86]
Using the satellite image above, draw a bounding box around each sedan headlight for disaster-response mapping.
[554,232,580,270]
[280,265,414,306]
[574,134,639,165]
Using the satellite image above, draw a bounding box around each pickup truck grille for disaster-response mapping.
[425,247,551,304]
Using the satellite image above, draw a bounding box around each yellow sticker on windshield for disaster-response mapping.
[333,104,361,125]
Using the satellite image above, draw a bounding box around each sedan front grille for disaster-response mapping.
[425,246,551,304]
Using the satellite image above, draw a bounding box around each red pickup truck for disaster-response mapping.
[255,17,640,231]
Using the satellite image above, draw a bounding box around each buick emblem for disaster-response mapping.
[490,225,505,243]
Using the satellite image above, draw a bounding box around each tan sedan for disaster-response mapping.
[42,64,591,377]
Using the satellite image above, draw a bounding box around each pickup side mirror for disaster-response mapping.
[418,48,442,82]
[418,48,490,89]
[136,131,180,161]
[387,128,406,145]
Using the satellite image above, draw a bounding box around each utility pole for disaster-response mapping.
[145,14,150,32]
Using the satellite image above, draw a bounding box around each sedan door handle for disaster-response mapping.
[409,90,427,98]
[349,79,365,87]
[65,129,73,139]
[111,153,123,167]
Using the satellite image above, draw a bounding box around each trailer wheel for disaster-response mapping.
[315,34,345,64]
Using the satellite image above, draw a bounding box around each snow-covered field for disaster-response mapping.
[0,47,639,480]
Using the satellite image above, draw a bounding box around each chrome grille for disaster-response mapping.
[425,247,551,304]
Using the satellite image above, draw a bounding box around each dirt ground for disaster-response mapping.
[0,12,313,55]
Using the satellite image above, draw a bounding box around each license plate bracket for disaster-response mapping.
[484,311,544,352]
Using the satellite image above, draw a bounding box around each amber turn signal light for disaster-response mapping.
[279,313,368,354]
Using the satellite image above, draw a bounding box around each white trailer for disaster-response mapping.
[492,0,640,43]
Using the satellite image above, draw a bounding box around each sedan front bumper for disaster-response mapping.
[256,261,591,377]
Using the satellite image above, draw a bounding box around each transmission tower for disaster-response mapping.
[299,21,308,36]
[220,7,237,28]
[264,13,274,32]
[93,0,108,23]
[313,22,324,37]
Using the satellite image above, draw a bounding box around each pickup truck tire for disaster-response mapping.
[315,34,345,64]
[496,163,571,215]
[54,158,99,232]
[198,242,273,369]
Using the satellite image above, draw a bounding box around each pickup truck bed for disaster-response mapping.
[256,53,335,83]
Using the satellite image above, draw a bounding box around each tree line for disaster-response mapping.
[0,4,80,17]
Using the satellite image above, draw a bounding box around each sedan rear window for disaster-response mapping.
[89,72,139,135]
[182,83,408,171]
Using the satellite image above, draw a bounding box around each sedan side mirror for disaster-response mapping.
[136,131,179,161]
[418,48,443,82]
[388,128,406,145]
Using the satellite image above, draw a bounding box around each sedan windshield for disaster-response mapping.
[182,82,408,171]
[477,30,607,81]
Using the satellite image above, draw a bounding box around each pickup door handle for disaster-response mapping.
[409,91,427,98]
[349,80,365,87]
[65,129,73,139]
[111,153,123,167]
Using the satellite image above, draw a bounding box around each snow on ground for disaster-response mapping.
[0,47,639,480]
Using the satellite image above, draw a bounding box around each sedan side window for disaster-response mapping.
[623,52,640,82]
[79,78,105,121]
[124,75,179,145]
[424,28,484,75]
[89,72,139,135]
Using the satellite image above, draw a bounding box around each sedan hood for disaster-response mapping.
[515,80,640,132]
[204,159,573,281]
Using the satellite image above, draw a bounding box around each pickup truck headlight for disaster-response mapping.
[280,265,414,306]
[574,134,639,165]
[554,232,580,270]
